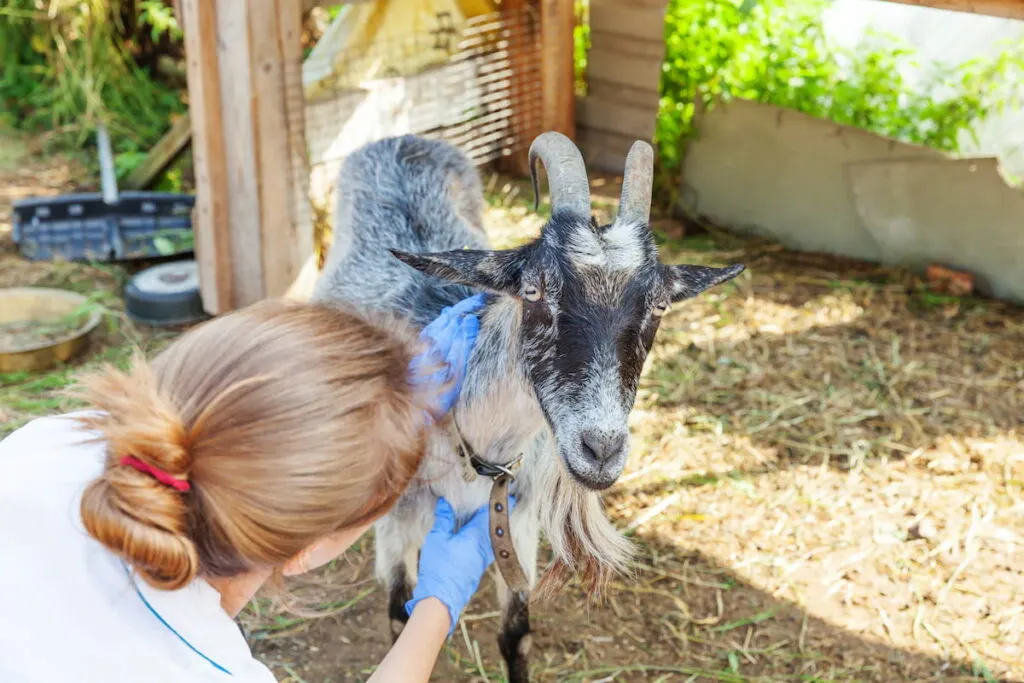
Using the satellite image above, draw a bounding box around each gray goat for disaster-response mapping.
[311,132,744,682]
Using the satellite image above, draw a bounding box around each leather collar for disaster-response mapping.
[451,423,530,598]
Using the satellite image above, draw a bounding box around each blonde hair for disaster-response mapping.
[75,298,434,591]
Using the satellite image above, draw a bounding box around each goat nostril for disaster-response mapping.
[581,431,626,463]
[608,432,627,456]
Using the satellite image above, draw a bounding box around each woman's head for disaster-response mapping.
[77,298,433,591]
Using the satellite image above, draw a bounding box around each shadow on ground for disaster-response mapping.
[246,529,1013,682]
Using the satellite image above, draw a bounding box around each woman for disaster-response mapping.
[0,293,496,682]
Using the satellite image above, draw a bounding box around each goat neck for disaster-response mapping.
[450,295,545,467]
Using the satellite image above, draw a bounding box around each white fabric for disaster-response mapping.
[0,413,278,683]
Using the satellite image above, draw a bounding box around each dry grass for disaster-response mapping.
[611,239,1024,681]
[3,144,1021,681]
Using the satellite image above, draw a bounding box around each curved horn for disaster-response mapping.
[617,140,654,227]
[528,131,591,218]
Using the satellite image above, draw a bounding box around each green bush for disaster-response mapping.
[574,0,590,97]
[655,0,1024,198]
[0,0,185,170]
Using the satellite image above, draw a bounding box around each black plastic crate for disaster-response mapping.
[12,191,195,262]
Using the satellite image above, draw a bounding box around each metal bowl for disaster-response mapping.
[0,288,103,373]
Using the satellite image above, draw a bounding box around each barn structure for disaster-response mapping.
[173,0,1024,315]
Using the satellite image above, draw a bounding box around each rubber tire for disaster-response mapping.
[124,260,208,327]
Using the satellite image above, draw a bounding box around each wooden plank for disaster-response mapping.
[540,0,576,137]
[577,126,638,173]
[589,29,667,60]
[249,0,301,299]
[576,95,657,140]
[216,0,264,306]
[878,0,1024,19]
[279,0,314,296]
[587,78,661,110]
[587,47,663,91]
[589,2,666,41]
[122,113,193,190]
[179,0,232,314]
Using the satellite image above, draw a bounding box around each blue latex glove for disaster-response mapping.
[406,496,516,635]
[409,293,487,420]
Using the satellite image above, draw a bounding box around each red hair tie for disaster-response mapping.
[119,455,192,492]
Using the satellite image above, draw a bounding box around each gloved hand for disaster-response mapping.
[406,496,516,635]
[409,293,487,421]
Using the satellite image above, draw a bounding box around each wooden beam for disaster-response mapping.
[877,0,1024,19]
[217,0,265,307]
[122,113,192,190]
[540,0,576,138]
[179,0,233,314]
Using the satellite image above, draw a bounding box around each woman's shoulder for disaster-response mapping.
[0,410,105,455]
[0,410,107,499]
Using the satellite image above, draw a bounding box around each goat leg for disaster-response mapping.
[386,564,414,642]
[498,590,532,683]
[375,514,423,642]
[495,503,539,683]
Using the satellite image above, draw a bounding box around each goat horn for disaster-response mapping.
[528,131,591,218]
[617,140,654,227]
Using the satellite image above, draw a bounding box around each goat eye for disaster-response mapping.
[522,286,542,302]
[652,302,670,317]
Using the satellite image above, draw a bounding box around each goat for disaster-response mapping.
[310,131,744,682]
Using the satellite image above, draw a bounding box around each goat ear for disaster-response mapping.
[662,263,745,302]
[390,248,523,293]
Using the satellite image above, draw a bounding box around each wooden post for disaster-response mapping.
[540,0,576,138]
[178,0,313,315]
[179,0,233,313]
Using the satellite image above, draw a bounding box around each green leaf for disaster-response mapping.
[153,236,176,256]
[652,0,1024,203]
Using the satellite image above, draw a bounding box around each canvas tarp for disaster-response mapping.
[303,0,497,99]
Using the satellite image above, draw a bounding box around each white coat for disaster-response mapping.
[0,413,278,682]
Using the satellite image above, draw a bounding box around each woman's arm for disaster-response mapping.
[366,597,451,683]
[366,496,514,682]
[365,296,494,681]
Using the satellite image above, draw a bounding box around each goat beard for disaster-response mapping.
[532,466,634,602]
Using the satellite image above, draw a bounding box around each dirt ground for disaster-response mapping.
[2,133,1021,682]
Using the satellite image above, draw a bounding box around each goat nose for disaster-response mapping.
[581,430,627,464]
